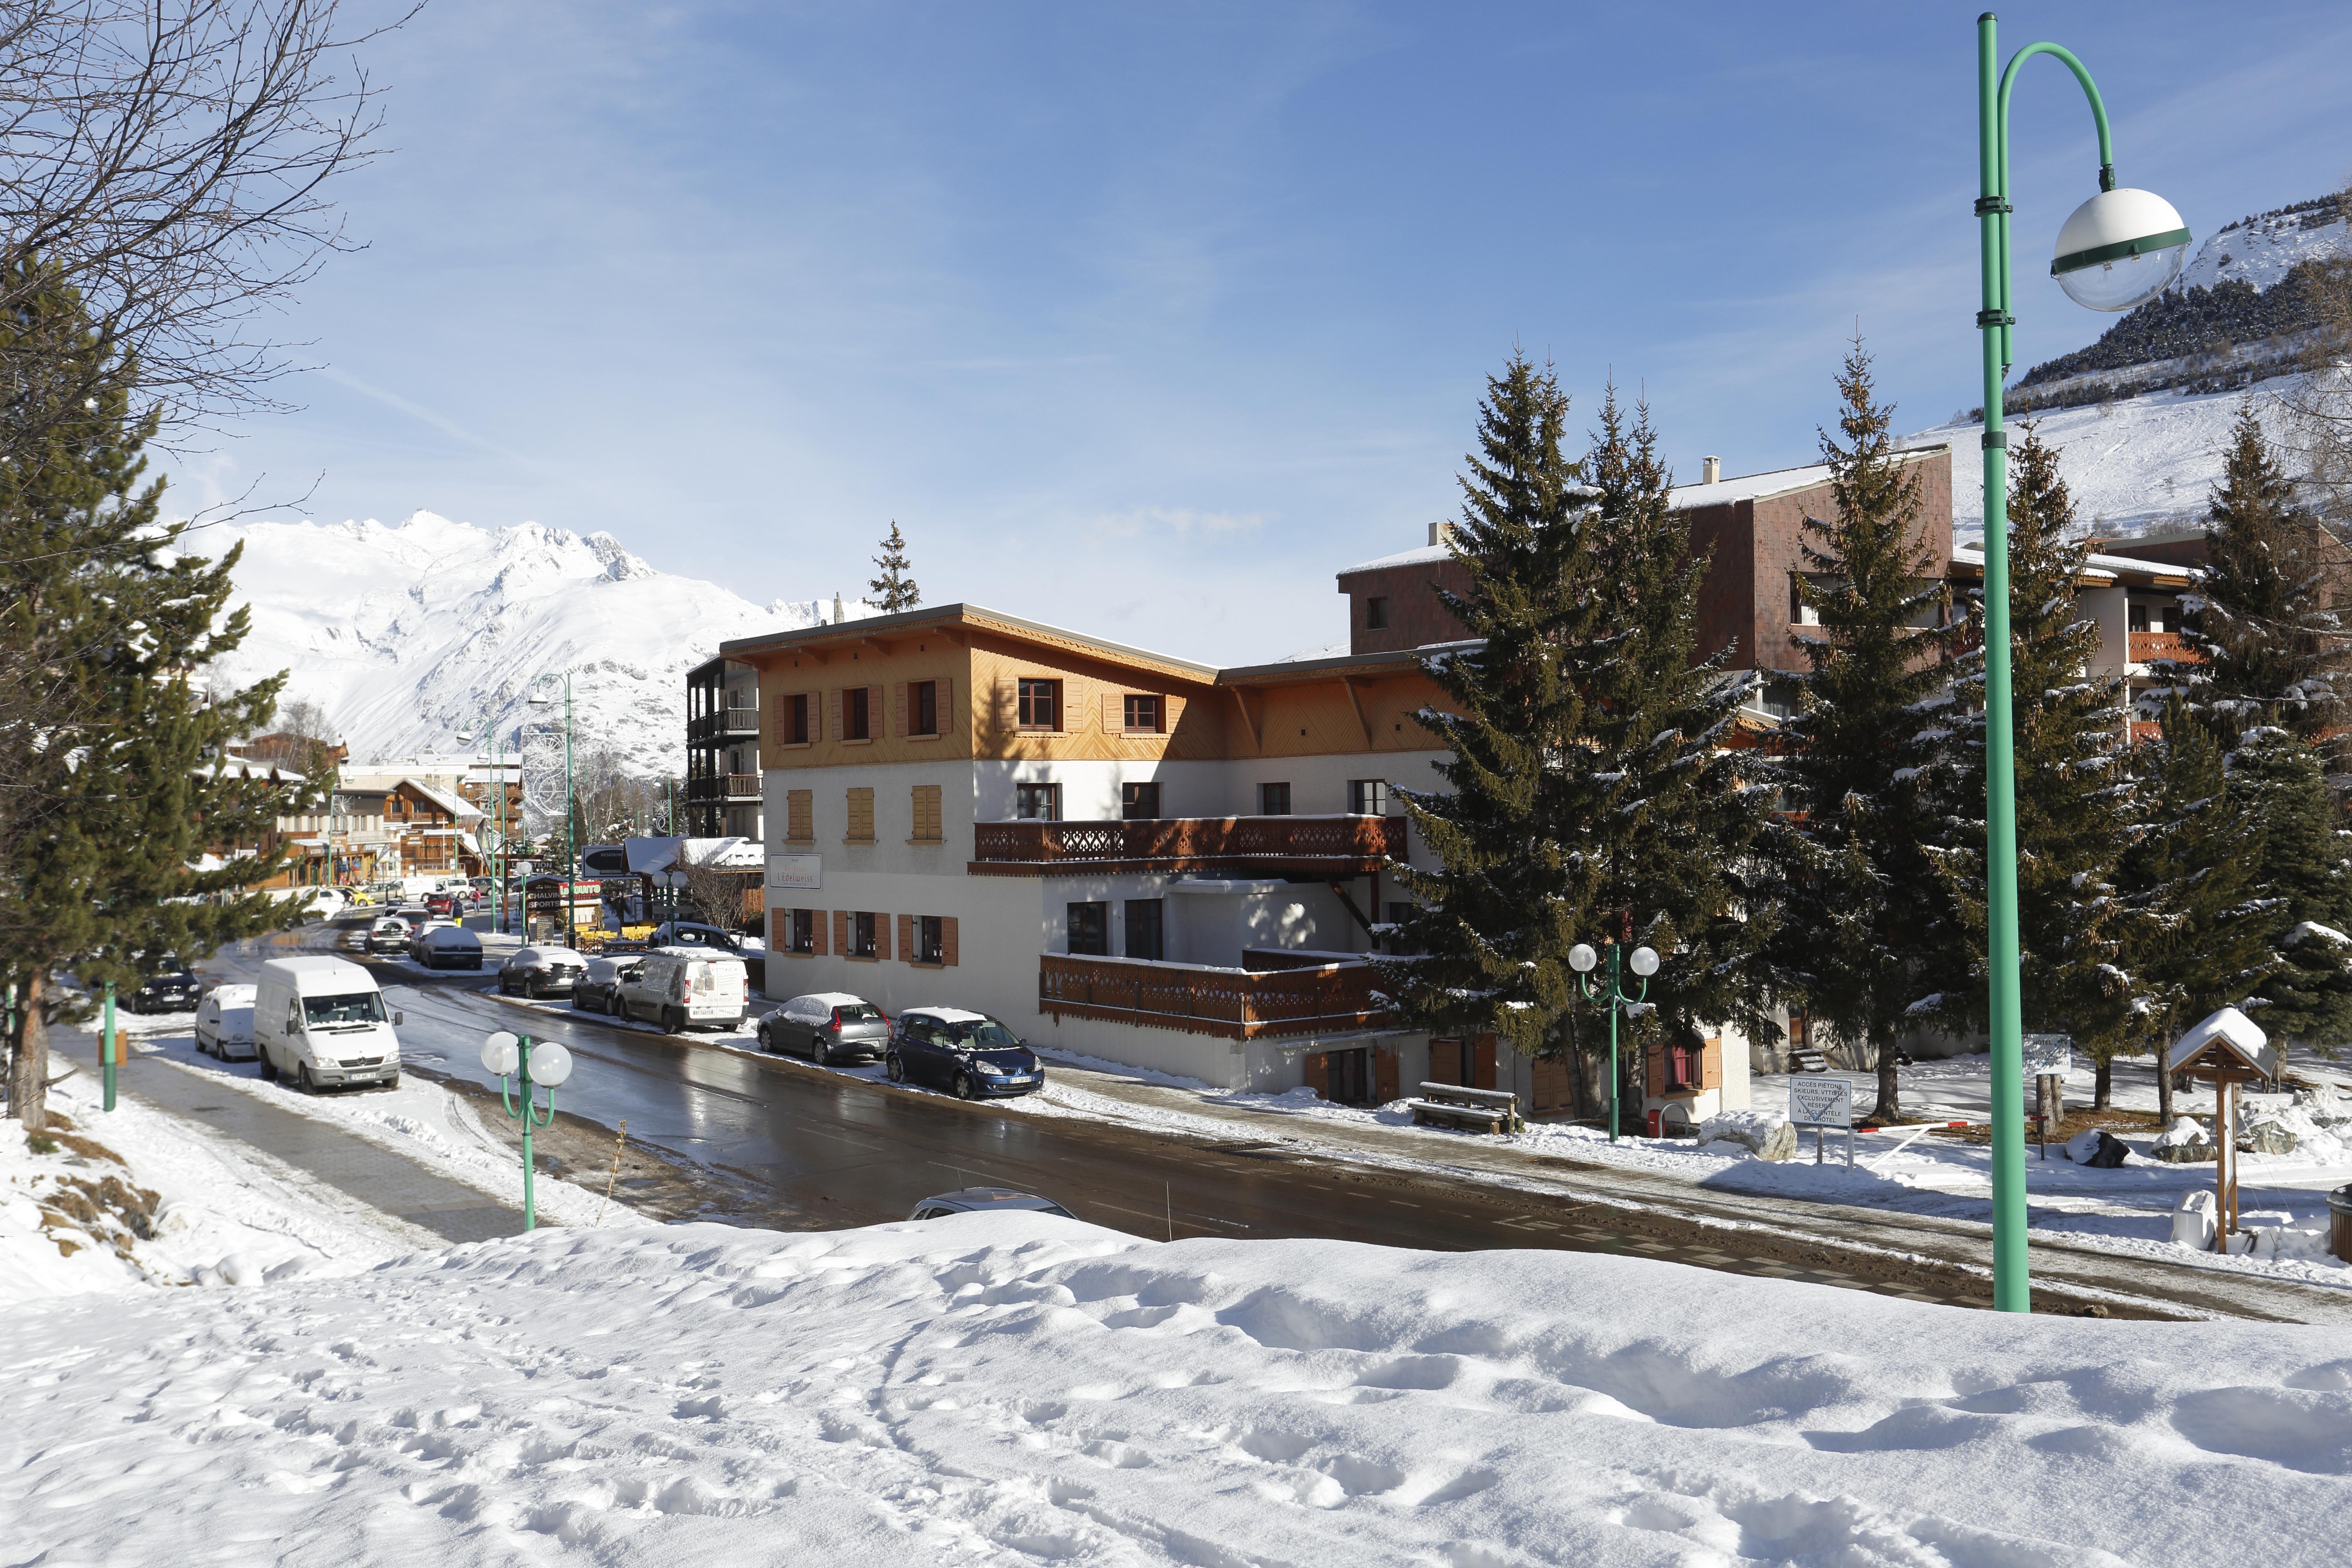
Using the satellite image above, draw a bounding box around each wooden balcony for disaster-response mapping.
[2129,630,2201,665]
[972,815,1405,877]
[684,773,761,804]
[1039,953,1387,1039]
[688,706,762,744]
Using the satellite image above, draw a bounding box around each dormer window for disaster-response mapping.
[1365,596,1390,630]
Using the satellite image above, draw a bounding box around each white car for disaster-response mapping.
[194,984,258,1061]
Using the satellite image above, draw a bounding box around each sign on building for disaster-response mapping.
[766,853,822,891]
[519,724,568,842]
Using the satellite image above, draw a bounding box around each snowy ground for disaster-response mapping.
[9,1210,2352,1565]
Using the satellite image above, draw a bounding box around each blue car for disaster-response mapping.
[886,1008,1045,1099]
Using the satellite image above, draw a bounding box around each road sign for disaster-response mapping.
[2022,1033,2072,1077]
[1790,1077,1851,1127]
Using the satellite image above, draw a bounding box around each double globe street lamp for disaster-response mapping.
[1976,13,2187,1312]
[482,1029,573,1231]
[1569,938,1659,1145]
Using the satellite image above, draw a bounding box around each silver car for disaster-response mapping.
[757,992,889,1065]
[908,1187,1074,1221]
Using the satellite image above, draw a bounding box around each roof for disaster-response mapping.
[398,778,484,820]
[1216,644,1447,686]
[779,991,878,1008]
[1949,545,2194,588]
[624,835,763,873]
[907,1005,991,1023]
[720,601,1218,686]
[2167,1005,2279,1078]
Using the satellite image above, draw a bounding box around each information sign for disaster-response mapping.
[766,853,823,891]
[1789,1077,1852,1128]
[2022,1033,2073,1078]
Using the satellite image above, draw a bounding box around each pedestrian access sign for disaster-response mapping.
[1788,1077,1854,1169]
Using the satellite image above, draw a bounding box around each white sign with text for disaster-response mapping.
[1789,1078,1853,1128]
[766,853,822,891]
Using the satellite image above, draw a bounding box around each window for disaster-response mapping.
[788,909,815,954]
[1347,779,1389,817]
[1662,1039,1704,1093]
[1365,595,1389,630]
[1018,677,1060,730]
[917,915,944,964]
[1124,898,1164,961]
[1791,573,1822,627]
[910,784,942,843]
[846,786,875,842]
[851,911,878,959]
[1121,781,1161,820]
[786,789,813,842]
[1258,782,1291,816]
[1067,901,1109,956]
[1016,782,1060,821]
[915,680,939,736]
[846,686,872,741]
[783,693,810,745]
[1123,693,1162,732]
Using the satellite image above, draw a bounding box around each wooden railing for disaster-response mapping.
[2129,630,2201,665]
[684,773,762,804]
[688,706,762,744]
[974,815,1405,872]
[1039,953,1387,1039]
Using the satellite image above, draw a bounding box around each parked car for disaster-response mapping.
[129,960,202,1014]
[253,955,402,1093]
[571,954,645,1015]
[364,917,412,955]
[404,921,454,960]
[423,890,457,918]
[499,946,588,998]
[907,1187,1075,1221]
[414,924,484,971]
[647,920,742,953]
[615,949,748,1033]
[758,993,889,1065]
[886,1008,1045,1099]
[194,983,258,1060]
[329,913,378,951]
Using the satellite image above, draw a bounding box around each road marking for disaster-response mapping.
[1495,1215,1560,1231]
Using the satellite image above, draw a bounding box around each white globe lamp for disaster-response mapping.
[1628,946,1660,978]
[1568,943,1597,974]
[528,1041,573,1088]
[481,1030,519,1077]
[2049,187,2190,312]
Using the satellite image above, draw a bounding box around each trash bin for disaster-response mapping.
[2331,1185,2352,1263]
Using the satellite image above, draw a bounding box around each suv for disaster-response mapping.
[129,960,202,1014]
[499,947,587,998]
[571,954,644,1015]
[757,993,889,1065]
[886,1008,1045,1099]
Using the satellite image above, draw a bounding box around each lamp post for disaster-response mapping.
[1975,13,2189,1312]
[100,981,117,1112]
[1568,937,1659,1144]
[528,673,577,950]
[481,1029,573,1231]
[456,718,512,935]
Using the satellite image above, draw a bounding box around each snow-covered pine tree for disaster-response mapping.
[2117,697,2271,1127]
[869,522,920,612]
[2224,725,2352,1053]
[1917,428,2135,1104]
[1764,338,1953,1123]
[2173,403,2349,748]
[0,262,301,1129]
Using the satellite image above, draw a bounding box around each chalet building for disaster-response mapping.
[684,655,762,840]
[384,778,486,876]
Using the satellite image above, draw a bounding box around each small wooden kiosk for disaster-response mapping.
[2167,1006,2280,1250]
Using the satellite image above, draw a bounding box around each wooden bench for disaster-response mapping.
[1405,1082,1523,1135]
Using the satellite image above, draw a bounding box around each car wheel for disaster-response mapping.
[296,1061,317,1094]
[816,1041,835,1067]
[662,1007,683,1035]
[886,1053,905,1083]
[952,1071,977,1101]
[257,1049,277,1081]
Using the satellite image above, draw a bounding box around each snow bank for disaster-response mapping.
[8,1214,2352,1564]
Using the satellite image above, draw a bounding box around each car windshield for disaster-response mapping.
[302,992,387,1027]
[835,1003,883,1022]
[948,1018,1023,1049]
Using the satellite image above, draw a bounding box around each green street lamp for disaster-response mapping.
[481,1029,572,1231]
[1569,938,1659,1144]
[457,717,516,936]
[528,673,578,950]
[1975,13,2187,1312]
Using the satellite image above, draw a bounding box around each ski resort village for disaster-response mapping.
[11,6,2352,1565]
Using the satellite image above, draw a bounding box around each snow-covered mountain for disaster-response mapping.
[190,510,875,776]
[1906,191,2349,544]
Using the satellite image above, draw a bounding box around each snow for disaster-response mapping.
[181,510,881,775]
[11,1208,2352,1564]
[2176,203,2351,294]
[2170,1004,2277,1077]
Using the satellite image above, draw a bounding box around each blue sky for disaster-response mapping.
[180,1,2352,665]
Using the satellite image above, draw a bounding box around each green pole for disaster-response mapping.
[102,982,117,1112]
[563,676,576,953]
[497,1033,555,1231]
[1606,943,1621,1143]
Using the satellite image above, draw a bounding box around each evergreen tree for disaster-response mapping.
[2117,699,2271,1127]
[869,522,920,611]
[2225,725,2352,1052]
[1918,428,2135,1102]
[2175,403,2348,745]
[1765,339,1953,1122]
[0,263,301,1129]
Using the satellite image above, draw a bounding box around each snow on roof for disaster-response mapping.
[1948,544,2193,585]
[2167,1005,2278,1077]
[783,991,877,1008]
[626,835,762,873]
[398,778,482,820]
[906,1006,990,1023]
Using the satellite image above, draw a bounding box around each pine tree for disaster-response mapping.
[1766,339,1953,1122]
[0,263,300,1129]
[1918,428,2135,1102]
[869,522,920,611]
[2225,725,2352,1051]
[2176,403,2348,745]
[2117,699,2271,1128]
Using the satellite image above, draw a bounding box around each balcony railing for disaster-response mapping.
[1039,953,1387,1039]
[684,773,762,804]
[973,815,1405,875]
[688,706,762,745]
[2129,630,2201,665]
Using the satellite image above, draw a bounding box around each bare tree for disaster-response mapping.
[673,846,753,932]
[2275,176,2352,526]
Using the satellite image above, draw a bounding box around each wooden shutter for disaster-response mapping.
[1105,692,1123,732]
[1702,1035,1722,1091]
[994,677,1018,731]
[897,913,913,964]
[831,909,847,956]
[938,679,955,733]
[846,787,874,842]
[1373,1047,1400,1104]
[941,915,958,967]
[892,682,906,737]
[875,911,893,961]
[911,784,941,842]
[868,686,882,739]
[1303,1051,1330,1100]
[786,789,811,842]
[828,688,842,742]
[1472,1033,1497,1091]
[1161,694,1183,733]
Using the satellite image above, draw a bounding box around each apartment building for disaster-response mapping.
[684,655,763,840]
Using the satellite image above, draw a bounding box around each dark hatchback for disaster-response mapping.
[886,1008,1045,1100]
[499,946,587,998]
[129,962,202,1014]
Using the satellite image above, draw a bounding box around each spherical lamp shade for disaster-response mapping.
[1568,943,1598,974]
[481,1031,519,1077]
[2050,187,2190,312]
[1628,946,1660,978]
[528,1041,573,1088]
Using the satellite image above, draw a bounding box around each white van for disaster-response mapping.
[253,956,404,1092]
[616,948,748,1033]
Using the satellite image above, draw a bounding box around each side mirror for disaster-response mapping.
[393,1011,405,1027]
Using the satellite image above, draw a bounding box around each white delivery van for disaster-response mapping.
[253,955,404,1093]
[617,948,748,1034]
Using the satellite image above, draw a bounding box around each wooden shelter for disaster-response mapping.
[2167,1006,2278,1246]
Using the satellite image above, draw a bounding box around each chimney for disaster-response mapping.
[1702,456,1721,485]
[1427,521,1456,548]
[831,592,843,624]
